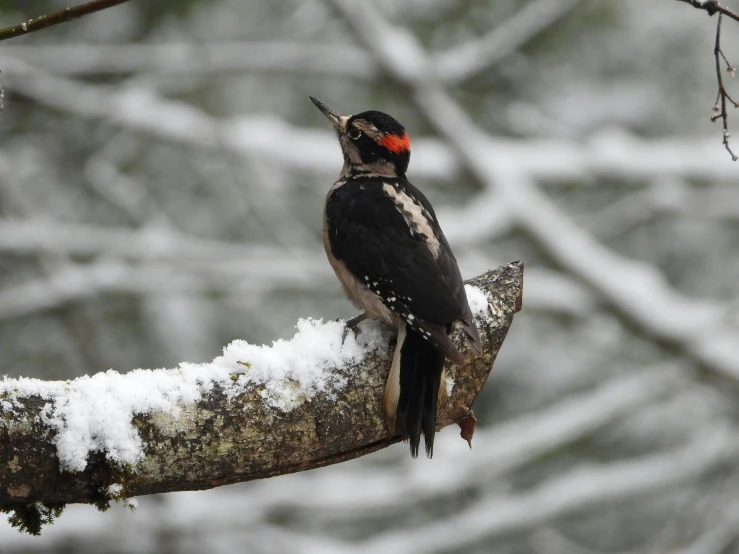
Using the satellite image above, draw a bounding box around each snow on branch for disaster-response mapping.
[0,263,523,535]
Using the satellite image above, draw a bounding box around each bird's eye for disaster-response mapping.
[348,128,362,140]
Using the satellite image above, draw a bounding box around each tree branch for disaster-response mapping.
[677,0,739,23]
[0,263,523,534]
[676,1,739,159]
[711,14,739,160]
[0,0,132,43]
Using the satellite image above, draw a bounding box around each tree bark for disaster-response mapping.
[1,263,522,527]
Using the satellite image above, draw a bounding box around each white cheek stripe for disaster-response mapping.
[382,183,441,258]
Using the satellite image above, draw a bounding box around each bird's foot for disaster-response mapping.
[341,312,367,344]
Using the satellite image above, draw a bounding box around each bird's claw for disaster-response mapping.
[341,312,367,345]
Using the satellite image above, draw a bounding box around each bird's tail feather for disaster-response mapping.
[395,327,445,458]
[462,316,483,355]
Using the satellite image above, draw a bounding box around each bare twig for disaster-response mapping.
[0,43,376,77]
[677,0,739,24]
[677,2,739,159]
[0,259,326,323]
[0,0,132,42]
[710,14,739,160]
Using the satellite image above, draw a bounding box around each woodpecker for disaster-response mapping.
[311,96,482,458]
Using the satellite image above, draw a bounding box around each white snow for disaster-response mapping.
[0,318,386,473]
[106,484,123,497]
[445,376,455,397]
[464,284,490,317]
[105,483,138,510]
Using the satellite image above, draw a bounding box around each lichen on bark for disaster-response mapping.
[0,262,523,534]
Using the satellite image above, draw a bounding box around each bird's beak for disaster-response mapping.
[309,96,343,130]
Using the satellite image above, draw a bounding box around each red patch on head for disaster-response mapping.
[379,132,410,154]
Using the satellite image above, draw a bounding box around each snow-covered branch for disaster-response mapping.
[0,43,376,78]
[357,425,738,554]
[5,61,738,183]
[0,0,570,82]
[0,219,315,265]
[0,263,522,535]
[434,0,584,83]
[0,218,588,322]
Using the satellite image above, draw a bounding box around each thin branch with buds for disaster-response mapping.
[0,0,132,43]
[677,1,739,159]
[711,14,739,160]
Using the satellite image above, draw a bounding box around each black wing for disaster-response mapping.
[408,180,482,353]
[326,177,478,358]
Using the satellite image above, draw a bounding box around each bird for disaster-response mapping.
[310,96,482,458]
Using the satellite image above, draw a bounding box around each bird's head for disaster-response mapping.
[310,96,410,177]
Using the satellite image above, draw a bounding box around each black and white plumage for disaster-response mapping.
[311,96,482,457]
